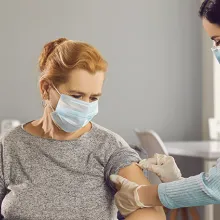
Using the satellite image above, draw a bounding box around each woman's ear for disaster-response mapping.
[39,79,51,100]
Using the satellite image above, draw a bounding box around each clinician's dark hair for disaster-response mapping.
[199,0,220,26]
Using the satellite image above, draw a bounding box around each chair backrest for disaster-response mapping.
[134,129,169,157]
[134,129,169,184]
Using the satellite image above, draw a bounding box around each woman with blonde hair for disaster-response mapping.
[0,38,165,219]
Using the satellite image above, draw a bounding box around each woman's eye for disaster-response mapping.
[72,95,82,99]
[216,41,220,46]
[90,97,98,101]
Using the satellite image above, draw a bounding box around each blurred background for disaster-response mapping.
[0,0,219,219]
[0,0,204,143]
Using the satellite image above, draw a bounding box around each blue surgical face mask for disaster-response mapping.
[50,87,98,133]
[212,46,220,64]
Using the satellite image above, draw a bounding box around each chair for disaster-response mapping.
[135,129,168,184]
[134,129,200,220]
[135,129,168,156]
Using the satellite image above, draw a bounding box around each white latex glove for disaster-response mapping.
[110,174,150,217]
[138,153,183,182]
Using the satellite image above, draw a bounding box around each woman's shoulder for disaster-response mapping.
[92,122,129,146]
[0,125,24,144]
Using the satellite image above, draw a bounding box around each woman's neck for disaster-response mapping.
[25,106,91,140]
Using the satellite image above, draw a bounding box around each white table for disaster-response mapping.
[165,141,220,220]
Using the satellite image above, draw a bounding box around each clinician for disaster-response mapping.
[110,0,220,217]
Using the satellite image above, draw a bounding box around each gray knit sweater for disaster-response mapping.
[0,123,140,220]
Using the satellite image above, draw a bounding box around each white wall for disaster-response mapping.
[202,28,214,139]
[214,54,220,117]
[0,0,202,144]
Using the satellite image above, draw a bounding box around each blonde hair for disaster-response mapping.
[39,38,108,86]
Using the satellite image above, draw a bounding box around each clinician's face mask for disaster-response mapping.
[212,46,220,64]
[50,86,99,133]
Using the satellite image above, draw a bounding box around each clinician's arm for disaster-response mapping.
[140,158,220,209]
[117,163,166,220]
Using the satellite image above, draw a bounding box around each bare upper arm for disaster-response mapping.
[125,207,165,220]
[118,163,166,220]
[118,162,151,186]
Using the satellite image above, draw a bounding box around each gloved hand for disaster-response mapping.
[138,153,183,182]
[110,174,150,217]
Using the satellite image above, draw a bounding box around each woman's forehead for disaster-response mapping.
[203,18,220,39]
[58,69,105,94]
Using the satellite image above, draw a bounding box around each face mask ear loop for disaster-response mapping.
[48,102,55,112]
[48,84,61,112]
[52,83,61,96]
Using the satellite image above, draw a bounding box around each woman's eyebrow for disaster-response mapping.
[68,90,85,95]
[68,90,102,96]
[92,93,102,96]
[211,36,220,40]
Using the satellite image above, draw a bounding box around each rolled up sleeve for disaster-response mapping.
[104,139,140,192]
